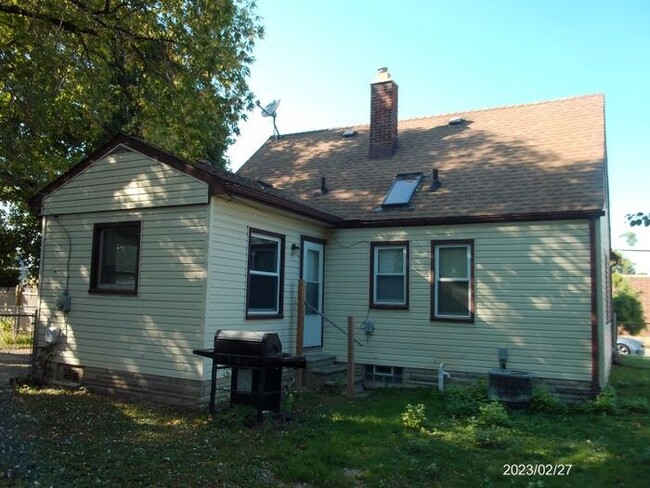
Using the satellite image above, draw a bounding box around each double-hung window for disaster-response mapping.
[370,242,409,308]
[431,240,474,321]
[89,221,141,295]
[246,229,285,318]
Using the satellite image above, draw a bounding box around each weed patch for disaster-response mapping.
[400,402,426,429]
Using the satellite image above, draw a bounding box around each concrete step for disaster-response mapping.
[305,351,336,370]
[310,363,347,376]
[305,361,367,394]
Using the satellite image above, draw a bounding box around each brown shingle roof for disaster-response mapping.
[237,94,606,224]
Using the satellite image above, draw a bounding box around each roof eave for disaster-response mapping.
[337,209,606,228]
[215,183,342,225]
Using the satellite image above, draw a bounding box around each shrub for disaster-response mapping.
[592,386,619,415]
[593,386,618,414]
[528,388,567,414]
[476,401,510,427]
[619,397,649,414]
[573,400,595,415]
[445,387,480,417]
[445,380,489,417]
[575,386,620,415]
[401,403,427,429]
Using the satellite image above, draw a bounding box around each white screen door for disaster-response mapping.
[302,240,324,347]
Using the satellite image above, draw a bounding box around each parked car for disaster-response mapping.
[617,336,646,356]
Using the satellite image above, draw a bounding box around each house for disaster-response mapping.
[30,68,612,404]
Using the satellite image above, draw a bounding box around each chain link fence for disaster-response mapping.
[0,287,37,385]
[0,287,37,352]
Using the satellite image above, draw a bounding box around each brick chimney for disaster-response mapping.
[369,67,398,159]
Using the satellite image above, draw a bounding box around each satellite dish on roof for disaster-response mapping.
[260,99,280,117]
[257,99,281,140]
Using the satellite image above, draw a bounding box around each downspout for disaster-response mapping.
[589,218,600,395]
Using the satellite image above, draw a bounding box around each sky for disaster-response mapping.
[227,0,650,273]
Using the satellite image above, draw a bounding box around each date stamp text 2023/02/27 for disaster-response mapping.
[503,464,573,476]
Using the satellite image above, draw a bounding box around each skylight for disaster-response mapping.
[382,173,423,207]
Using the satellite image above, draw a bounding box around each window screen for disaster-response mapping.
[432,241,474,321]
[371,242,408,307]
[246,230,285,317]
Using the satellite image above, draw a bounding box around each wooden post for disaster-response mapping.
[346,316,355,397]
[296,279,305,390]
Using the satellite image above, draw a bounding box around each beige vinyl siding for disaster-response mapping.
[203,196,327,380]
[37,206,208,380]
[325,220,594,382]
[43,149,209,215]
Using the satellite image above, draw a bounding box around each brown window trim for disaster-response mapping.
[430,239,475,323]
[245,227,286,320]
[89,221,141,296]
[369,241,410,309]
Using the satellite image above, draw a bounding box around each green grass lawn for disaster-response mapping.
[0,318,32,348]
[1,357,649,487]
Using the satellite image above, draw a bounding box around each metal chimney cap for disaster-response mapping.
[373,67,392,83]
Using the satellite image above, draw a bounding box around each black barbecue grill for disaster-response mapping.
[193,330,306,418]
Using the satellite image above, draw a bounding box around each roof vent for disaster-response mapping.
[342,129,357,138]
[320,177,329,194]
[256,179,274,189]
[430,169,442,191]
[448,117,465,126]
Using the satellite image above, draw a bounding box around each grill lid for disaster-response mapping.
[214,329,282,356]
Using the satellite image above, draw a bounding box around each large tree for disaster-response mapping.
[0,0,263,278]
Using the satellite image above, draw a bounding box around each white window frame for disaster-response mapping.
[372,243,408,307]
[247,231,283,316]
[433,242,473,320]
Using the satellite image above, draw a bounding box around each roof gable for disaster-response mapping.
[41,145,211,214]
[30,134,341,223]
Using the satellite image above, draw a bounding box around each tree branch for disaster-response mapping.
[69,0,126,16]
[0,3,98,36]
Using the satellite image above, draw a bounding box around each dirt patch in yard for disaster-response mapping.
[0,349,31,391]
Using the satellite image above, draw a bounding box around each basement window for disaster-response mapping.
[364,364,403,385]
[382,173,422,207]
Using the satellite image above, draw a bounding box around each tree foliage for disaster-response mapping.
[611,250,636,275]
[613,272,646,336]
[626,212,650,227]
[0,0,263,278]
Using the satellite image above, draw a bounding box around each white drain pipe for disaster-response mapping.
[438,362,451,392]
